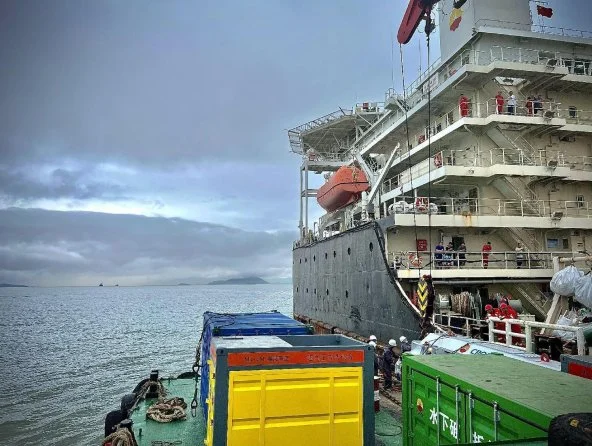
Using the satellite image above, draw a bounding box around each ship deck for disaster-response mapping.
[128,375,404,446]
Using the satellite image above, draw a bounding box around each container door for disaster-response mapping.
[466,394,546,443]
[406,370,466,444]
[226,367,363,446]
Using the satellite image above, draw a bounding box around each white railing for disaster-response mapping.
[562,108,592,124]
[384,195,592,218]
[390,250,572,271]
[487,317,588,356]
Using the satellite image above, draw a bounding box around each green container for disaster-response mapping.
[402,354,592,445]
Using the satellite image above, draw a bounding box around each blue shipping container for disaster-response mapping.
[199,311,311,420]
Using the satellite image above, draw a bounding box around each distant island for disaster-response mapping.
[0,283,28,288]
[177,283,191,286]
[208,276,269,285]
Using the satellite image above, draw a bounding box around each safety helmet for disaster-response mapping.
[369,335,377,342]
[369,341,377,348]
[399,336,407,343]
[388,339,397,347]
[485,304,493,312]
[500,303,508,309]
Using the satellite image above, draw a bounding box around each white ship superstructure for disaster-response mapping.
[290,0,592,324]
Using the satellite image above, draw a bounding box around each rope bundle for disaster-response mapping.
[102,428,137,446]
[147,397,187,423]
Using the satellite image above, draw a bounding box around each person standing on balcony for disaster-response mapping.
[534,94,543,114]
[482,241,492,268]
[459,94,470,117]
[495,91,505,114]
[458,242,467,267]
[435,241,445,268]
[507,91,516,115]
[515,243,525,268]
[526,97,533,116]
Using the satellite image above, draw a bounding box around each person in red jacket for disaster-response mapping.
[481,241,492,268]
[495,91,505,114]
[459,94,470,117]
[499,302,522,346]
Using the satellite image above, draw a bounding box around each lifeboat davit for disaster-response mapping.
[317,166,370,213]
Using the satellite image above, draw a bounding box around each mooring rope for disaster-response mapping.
[102,427,137,446]
[147,397,187,423]
[136,379,166,400]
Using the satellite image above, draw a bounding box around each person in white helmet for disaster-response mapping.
[400,336,411,353]
[368,340,379,375]
[381,339,397,390]
[368,335,377,343]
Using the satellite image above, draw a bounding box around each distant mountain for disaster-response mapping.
[177,283,191,286]
[0,283,28,287]
[208,276,269,285]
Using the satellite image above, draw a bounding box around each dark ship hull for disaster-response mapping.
[293,219,422,341]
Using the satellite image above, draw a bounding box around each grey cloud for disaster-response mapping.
[0,166,126,202]
[0,208,296,286]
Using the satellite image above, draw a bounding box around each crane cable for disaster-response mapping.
[398,43,421,272]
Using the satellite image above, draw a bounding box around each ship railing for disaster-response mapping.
[434,313,486,338]
[560,58,592,76]
[397,99,561,155]
[305,151,350,163]
[386,195,591,218]
[561,108,592,125]
[487,317,588,356]
[390,250,572,271]
[382,149,592,194]
[288,109,354,136]
[354,102,385,114]
[475,19,592,40]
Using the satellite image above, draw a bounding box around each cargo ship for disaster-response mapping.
[102,311,592,445]
[289,0,592,343]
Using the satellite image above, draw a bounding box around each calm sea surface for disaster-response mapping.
[0,284,293,445]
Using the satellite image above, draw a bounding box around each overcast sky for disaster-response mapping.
[0,0,588,286]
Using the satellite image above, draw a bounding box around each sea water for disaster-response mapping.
[0,284,292,445]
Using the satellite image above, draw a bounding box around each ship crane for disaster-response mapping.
[398,0,467,44]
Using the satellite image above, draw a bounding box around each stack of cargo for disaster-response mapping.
[402,354,592,445]
[199,312,374,446]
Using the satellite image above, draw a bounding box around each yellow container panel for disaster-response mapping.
[227,367,363,446]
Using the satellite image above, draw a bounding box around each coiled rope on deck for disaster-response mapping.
[147,397,187,423]
[102,427,137,446]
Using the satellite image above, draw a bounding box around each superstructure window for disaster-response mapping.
[576,195,584,208]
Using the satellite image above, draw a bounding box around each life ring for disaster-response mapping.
[434,152,443,168]
[408,252,423,268]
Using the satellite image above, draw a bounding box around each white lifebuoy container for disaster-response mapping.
[408,252,423,268]
[434,152,443,168]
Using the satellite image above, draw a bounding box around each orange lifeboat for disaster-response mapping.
[317,166,370,212]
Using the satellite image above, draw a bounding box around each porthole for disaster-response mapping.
[369,242,374,252]
[333,250,336,258]
[347,247,351,255]
[305,257,307,263]
[306,288,308,293]
[326,289,329,296]
[297,287,299,292]
[325,252,328,260]
[313,255,316,262]
[345,290,349,298]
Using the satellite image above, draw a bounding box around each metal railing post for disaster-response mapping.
[488,320,494,343]
[525,325,532,353]
[506,321,512,346]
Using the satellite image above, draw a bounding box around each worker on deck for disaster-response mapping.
[369,340,379,376]
[399,336,411,353]
[382,339,397,390]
